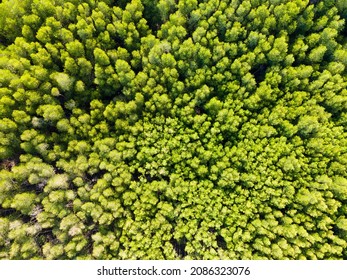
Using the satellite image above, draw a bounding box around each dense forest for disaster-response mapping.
[1,0,347,259]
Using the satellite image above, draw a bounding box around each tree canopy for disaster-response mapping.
[1,0,347,260]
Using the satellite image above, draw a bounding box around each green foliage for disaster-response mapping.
[0,0,32,44]
[0,0,347,260]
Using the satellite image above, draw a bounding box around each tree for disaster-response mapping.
[50,72,74,92]
[36,104,64,123]
[309,45,327,63]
